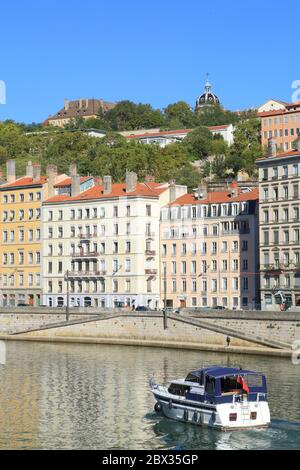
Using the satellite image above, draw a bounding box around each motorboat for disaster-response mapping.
[150,365,271,430]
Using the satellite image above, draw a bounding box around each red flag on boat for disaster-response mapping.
[237,375,250,394]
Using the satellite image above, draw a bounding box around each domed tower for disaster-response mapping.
[195,74,220,111]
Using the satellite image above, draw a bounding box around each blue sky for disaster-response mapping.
[0,0,299,123]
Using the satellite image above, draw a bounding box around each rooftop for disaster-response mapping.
[45,181,168,204]
[257,148,300,161]
[0,176,47,190]
[125,125,231,140]
[167,185,258,206]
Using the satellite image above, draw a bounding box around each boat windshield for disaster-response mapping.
[221,376,243,395]
[220,374,264,395]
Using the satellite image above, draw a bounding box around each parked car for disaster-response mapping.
[164,307,180,314]
[17,303,30,307]
[214,306,226,310]
[135,306,148,311]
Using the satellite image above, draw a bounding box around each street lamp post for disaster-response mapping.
[65,270,70,322]
[163,264,168,330]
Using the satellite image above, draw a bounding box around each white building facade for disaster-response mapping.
[257,143,300,310]
[42,173,186,309]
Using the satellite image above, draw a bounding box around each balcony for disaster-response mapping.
[145,232,155,238]
[79,233,97,240]
[145,250,156,256]
[260,264,282,272]
[68,270,106,278]
[221,229,250,236]
[145,269,158,275]
[72,251,100,258]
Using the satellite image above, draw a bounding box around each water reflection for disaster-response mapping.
[0,341,299,449]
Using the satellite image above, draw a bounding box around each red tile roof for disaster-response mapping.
[0,176,47,189]
[45,182,168,204]
[168,187,258,206]
[258,106,300,117]
[54,176,92,187]
[257,149,300,160]
[126,125,230,140]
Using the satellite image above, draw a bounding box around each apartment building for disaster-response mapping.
[257,139,300,310]
[42,172,186,308]
[0,160,67,306]
[160,182,259,310]
[258,100,300,151]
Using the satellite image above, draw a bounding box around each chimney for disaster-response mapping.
[71,175,81,197]
[169,179,177,202]
[85,98,89,109]
[126,171,137,193]
[26,161,34,178]
[69,163,77,177]
[268,138,277,157]
[46,164,58,198]
[103,175,112,195]
[6,159,16,184]
[79,98,83,110]
[64,99,69,111]
[33,164,41,181]
[196,183,207,200]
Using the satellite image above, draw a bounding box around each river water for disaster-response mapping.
[0,341,299,450]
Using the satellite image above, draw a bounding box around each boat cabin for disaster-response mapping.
[168,366,267,404]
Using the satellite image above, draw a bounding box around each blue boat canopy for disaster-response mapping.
[189,366,264,379]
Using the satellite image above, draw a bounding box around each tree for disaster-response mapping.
[227,118,263,176]
[194,105,239,127]
[164,101,194,129]
[103,100,165,131]
[182,126,213,161]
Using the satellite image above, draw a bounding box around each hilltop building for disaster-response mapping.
[122,124,234,147]
[47,98,116,127]
[258,99,300,151]
[195,75,221,112]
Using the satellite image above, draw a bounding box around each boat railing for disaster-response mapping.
[256,392,266,402]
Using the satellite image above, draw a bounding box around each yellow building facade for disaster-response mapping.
[0,160,66,306]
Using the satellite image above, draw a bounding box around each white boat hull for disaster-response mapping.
[152,387,271,430]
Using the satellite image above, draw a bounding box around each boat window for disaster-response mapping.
[221,376,242,394]
[168,383,190,397]
[185,372,204,385]
[185,373,199,383]
[205,376,215,395]
[246,375,263,388]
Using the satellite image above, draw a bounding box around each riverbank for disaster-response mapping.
[0,309,297,358]
[0,334,292,358]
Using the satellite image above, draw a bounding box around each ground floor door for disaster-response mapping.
[180,299,186,308]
